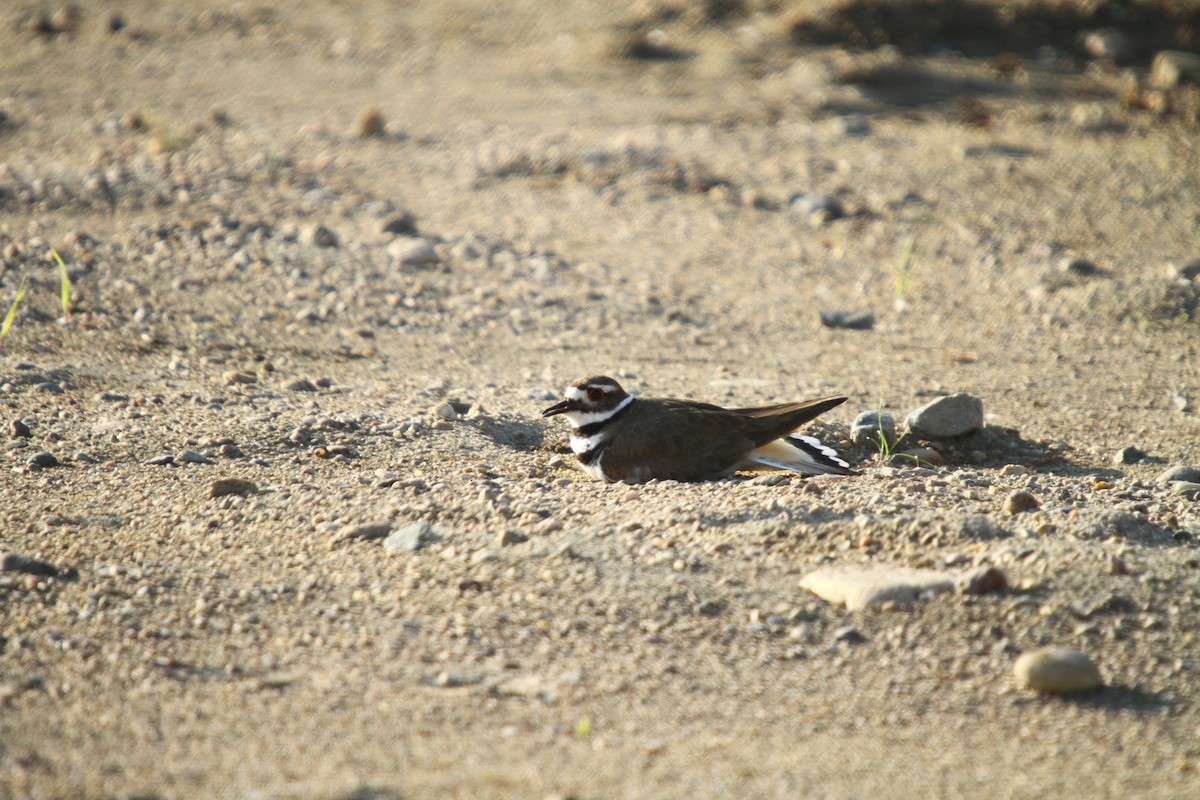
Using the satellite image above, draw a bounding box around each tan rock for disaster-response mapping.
[1014,646,1103,693]
[799,565,954,611]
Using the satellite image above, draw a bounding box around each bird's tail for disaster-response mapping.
[741,434,859,476]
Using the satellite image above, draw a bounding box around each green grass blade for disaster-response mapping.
[0,277,30,340]
[51,247,73,316]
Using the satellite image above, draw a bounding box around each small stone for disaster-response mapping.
[34,382,64,394]
[387,237,440,266]
[1163,260,1200,281]
[26,451,59,469]
[799,565,954,611]
[851,411,895,447]
[431,401,458,421]
[1172,393,1191,413]
[1059,257,1102,277]
[148,454,175,466]
[790,193,846,224]
[223,370,257,385]
[285,379,317,392]
[301,224,338,248]
[749,474,788,486]
[999,464,1031,477]
[891,447,943,467]
[9,419,31,438]
[497,530,528,547]
[1014,646,1103,694]
[209,478,259,499]
[354,106,386,138]
[219,443,243,458]
[905,393,984,438]
[383,521,437,553]
[1004,490,1040,515]
[956,565,1007,595]
[1113,446,1147,465]
[337,521,393,542]
[1151,51,1200,88]
[832,625,866,643]
[818,310,874,330]
[179,450,213,464]
[1081,29,1132,62]
[381,212,418,236]
[0,553,59,577]
[1171,481,1200,499]
[50,5,82,33]
[1157,466,1200,485]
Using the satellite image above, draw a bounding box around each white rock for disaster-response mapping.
[387,237,439,266]
[799,565,954,611]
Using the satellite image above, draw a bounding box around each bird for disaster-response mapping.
[541,375,858,483]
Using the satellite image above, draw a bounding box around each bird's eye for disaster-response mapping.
[587,387,605,402]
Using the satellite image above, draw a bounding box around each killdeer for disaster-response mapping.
[541,376,858,483]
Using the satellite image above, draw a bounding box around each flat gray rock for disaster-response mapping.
[905,393,984,438]
[1158,465,1200,484]
[383,521,438,553]
[799,565,955,611]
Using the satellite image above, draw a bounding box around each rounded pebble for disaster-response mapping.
[26,451,60,469]
[1004,490,1040,515]
[1014,647,1103,694]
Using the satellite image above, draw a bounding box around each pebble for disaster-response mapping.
[209,478,259,499]
[1080,29,1132,62]
[26,451,59,469]
[1113,446,1147,465]
[1151,51,1200,88]
[1163,260,1200,282]
[285,379,317,392]
[223,370,256,385]
[1171,482,1200,499]
[9,419,31,438]
[955,565,1007,595]
[354,106,386,138]
[905,393,984,438]
[1004,490,1040,515]
[497,530,528,547]
[431,401,458,421]
[387,237,440,266]
[34,382,64,394]
[1014,646,1103,694]
[799,565,954,611]
[818,310,874,330]
[337,521,393,542]
[832,625,866,644]
[148,454,175,466]
[0,552,59,577]
[850,410,895,447]
[383,521,437,553]
[179,450,213,464]
[789,193,846,224]
[999,463,1032,477]
[1157,465,1200,485]
[1172,393,1191,413]
[301,224,339,248]
[891,447,943,467]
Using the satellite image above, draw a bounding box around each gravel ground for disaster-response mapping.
[2,1,1200,798]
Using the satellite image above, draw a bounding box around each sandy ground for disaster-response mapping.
[2,1,1200,798]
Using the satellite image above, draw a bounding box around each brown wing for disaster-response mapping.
[599,400,763,482]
